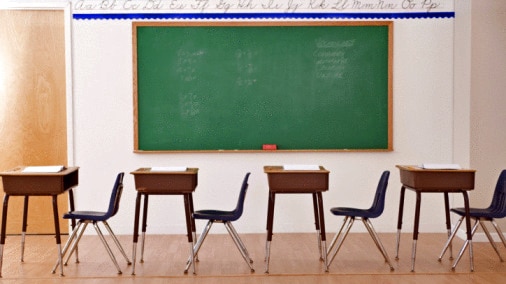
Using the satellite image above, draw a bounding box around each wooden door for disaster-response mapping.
[0,9,69,234]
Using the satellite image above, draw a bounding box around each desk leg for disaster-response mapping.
[188,193,197,260]
[189,193,198,248]
[265,192,275,274]
[140,194,149,263]
[312,193,322,260]
[0,195,10,278]
[395,186,406,260]
[131,192,142,275]
[452,191,474,272]
[21,196,28,262]
[316,192,328,272]
[67,189,78,263]
[183,193,196,275]
[443,192,453,259]
[410,191,422,272]
[52,195,64,276]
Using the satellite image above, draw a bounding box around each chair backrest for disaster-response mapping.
[104,172,125,219]
[488,169,506,217]
[367,171,390,218]
[231,172,251,220]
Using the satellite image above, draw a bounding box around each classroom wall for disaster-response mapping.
[6,0,503,239]
[69,10,460,235]
[469,0,506,231]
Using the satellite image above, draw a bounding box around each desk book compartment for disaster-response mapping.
[0,167,79,195]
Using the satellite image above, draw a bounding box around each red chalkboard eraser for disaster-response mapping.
[263,144,277,150]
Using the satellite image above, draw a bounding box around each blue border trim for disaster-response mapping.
[72,12,455,20]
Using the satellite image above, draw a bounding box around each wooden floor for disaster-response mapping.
[1,232,506,283]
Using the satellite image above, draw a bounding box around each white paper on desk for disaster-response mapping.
[150,166,187,172]
[283,164,320,171]
[421,163,461,170]
[22,165,65,173]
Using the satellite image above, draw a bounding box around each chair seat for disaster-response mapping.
[451,207,506,219]
[63,211,109,222]
[193,209,239,222]
[330,207,379,219]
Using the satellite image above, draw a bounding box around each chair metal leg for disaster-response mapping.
[93,223,122,274]
[52,221,85,274]
[327,217,354,267]
[102,221,132,265]
[491,219,506,248]
[362,218,394,270]
[479,219,503,261]
[439,216,464,261]
[326,216,349,258]
[452,218,480,270]
[184,220,213,274]
[224,222,254,272]
[226,222,253,263]
[64,222,88,266]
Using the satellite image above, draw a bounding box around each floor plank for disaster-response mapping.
[1,233,506,283]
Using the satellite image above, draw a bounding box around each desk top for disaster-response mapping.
[130,167,198,175]
[396,165,476,173]
[0,166,79,177]
[396,165,475,191]
[264,165,329,174]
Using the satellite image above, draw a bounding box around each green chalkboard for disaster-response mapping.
[133,21,392,152]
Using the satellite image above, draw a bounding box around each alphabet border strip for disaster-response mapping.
[72,12,454,20]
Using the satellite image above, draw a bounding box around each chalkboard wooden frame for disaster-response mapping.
[133,21,393,153]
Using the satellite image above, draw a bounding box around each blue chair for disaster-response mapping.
[439,169,506,269]
[184,173,254,274]
[51,172,131,275]
[326,171,394,271]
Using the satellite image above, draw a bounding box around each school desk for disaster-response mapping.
[0,166,79,277]
[395,165,476,272]
[263,165,329,273]
[130,167,198,275]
